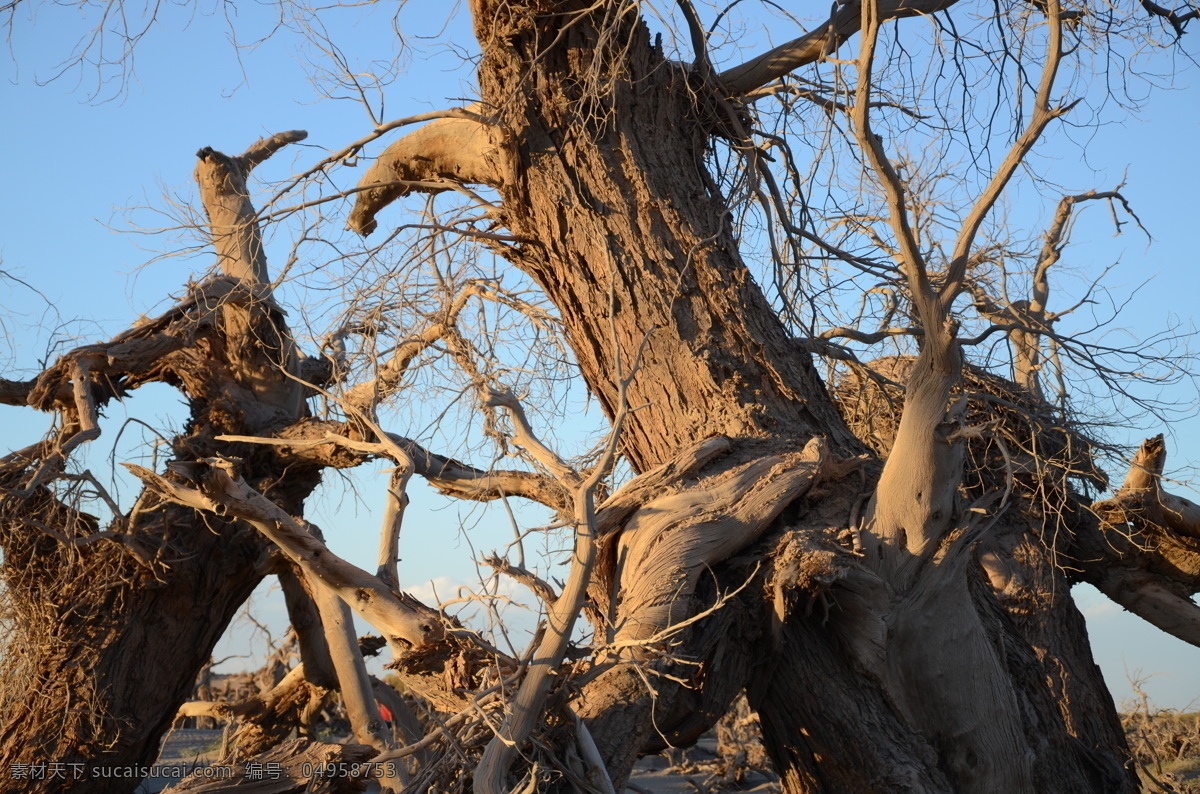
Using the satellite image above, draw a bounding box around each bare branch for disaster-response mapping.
[307,573,405,790]
[481,554,559,606]
[474,374,629,793]
[125,461,443,652]
[481,386,579,486]
[221,423,573,514]
[1140,0,1200,35]
[239,130,308,172]
[341,279,510,416]
[263,108,493,218]
[818,325,923,344]
[0,377,34,406]
[1095,570,1200,646]
[676,0,715,82]
[376,467,412,590]
[850,0,937,335]
[941,0,1071,303]
[719,0,961,96]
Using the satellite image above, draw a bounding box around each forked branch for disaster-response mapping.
[472,354,640,794]
[941,0,1071,303]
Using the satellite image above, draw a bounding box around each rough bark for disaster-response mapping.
[332,1,1145,791]
[0,135,317,793]
[351,0,861,475]
[0,489,274,794]
[3,1,1191,791]
[985,518,1132,789]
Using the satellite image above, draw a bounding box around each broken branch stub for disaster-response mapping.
[1075,434,1200,646]
[195,132,306,417]
[348,112,504,235]
[1092,435,1200,542]
[194,130,306,286]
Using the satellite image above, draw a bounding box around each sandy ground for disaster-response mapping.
[144,730,779,793]
[135,729,223,793]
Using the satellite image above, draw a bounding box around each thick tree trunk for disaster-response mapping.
[0,3,1165,792]
[454,2,1138,791]
[469,0,856,473]
[985,514,1132,785]
[0,495,265,793]
[0,454,322,792]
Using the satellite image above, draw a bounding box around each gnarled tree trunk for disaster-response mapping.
[345,0,1147,790]
[0,135,320,792]
[5,0,1198,791]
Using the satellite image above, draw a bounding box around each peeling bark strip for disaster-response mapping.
[611,438,827,646]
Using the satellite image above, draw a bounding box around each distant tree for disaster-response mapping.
[1,0,1198,792]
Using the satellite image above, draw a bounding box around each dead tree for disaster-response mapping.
[2,0,1199,792]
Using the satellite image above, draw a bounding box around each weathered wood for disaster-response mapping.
[610,439,826,648]
[348,110,503,235]
[229,664,327,758]
[194,133,305,418]
[0,133,317,794]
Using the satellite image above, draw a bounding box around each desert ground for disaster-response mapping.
[139,729,778,793]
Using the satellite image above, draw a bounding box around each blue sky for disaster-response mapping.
[1,0,1197,710]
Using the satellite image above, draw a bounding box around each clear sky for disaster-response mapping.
[0,0,1197,711]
